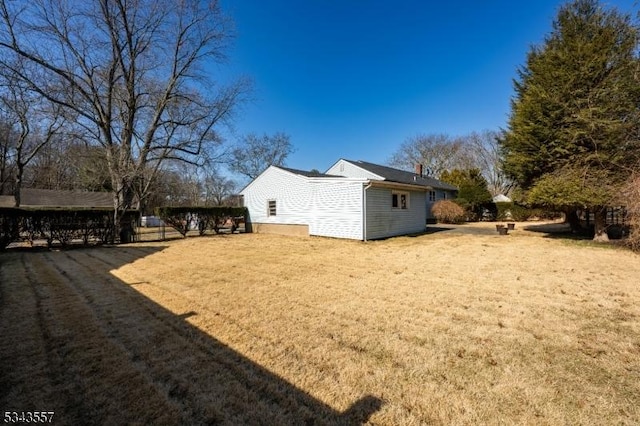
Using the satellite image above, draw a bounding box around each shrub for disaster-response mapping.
[494,202,560,221]
[0,210,19,249]
[0,208,125,249]
[451,197,478,221]
[480,202,498,221]
[453,198,468,209]
[495,202,513,220]
[510,204,535,221]
[155,206,248,237]
[432,200,466,224]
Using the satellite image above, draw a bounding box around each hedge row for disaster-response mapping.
[434,201,561,223]
[493,202,560,221]
[0,208,137,249]
[154,206,248,237]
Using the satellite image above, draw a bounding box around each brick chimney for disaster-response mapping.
[415,164,423,178]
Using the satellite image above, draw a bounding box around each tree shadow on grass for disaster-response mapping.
[523,222,594,240]
[0,245,383,425]
[395,225,459,238]
[419,224,499,237]
[423,226,457,235]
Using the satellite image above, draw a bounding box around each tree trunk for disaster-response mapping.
[111,193,120,245]
[120,181,137,244]
[13,185,20,208]
[111,179,135,244]
[564,207,582,233]
[593,206,610,242]
[13,163,24,207]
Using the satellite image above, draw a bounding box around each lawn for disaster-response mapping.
[1,222,639,425]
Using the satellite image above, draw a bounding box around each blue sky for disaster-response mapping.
[218,1,638,174]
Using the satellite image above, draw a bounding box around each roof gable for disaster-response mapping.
[325,159,384,180]
[239,165,312,194]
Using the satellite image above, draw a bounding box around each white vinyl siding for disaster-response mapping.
[365,187,426,240]
[308,180,364,240]
[326,159,383,180]
[241,166,365,240]
[241,167,311,227]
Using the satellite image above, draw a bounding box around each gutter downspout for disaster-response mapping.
[363,181,373,241]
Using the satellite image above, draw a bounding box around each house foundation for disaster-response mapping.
[250,223,309,237]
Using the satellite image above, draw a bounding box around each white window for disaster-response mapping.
[429,191,436,202]
[392,191,409,209]
[267,199,276,216]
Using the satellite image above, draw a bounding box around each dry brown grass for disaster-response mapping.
[1,222,639,425]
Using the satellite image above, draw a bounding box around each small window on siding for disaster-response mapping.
[267,199,277,216]
[429,191,436,202]
[392,191,409,209]
[442,192,447,200]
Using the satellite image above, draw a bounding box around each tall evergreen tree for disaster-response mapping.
[500,0,640,241]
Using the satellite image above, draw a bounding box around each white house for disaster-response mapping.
[326,159,458,223]
[240,160,457,240]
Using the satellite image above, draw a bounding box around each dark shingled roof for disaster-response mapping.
[0,189,114,208]
[344,160,458,191]
[277,166,342,178]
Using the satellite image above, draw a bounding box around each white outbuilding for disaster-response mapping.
[493,194,512,203]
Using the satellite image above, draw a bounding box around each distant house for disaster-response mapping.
[0,188,114,209]
[240,159,457,240]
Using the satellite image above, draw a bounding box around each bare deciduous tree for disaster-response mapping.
[389,131,513,197]
[228,132,294,180]
[0,0,247,238]
[0,114,16,195]
[461,130,513,197]
[388,133,473,178]
[0,69,67,206]
[202,168,237,206]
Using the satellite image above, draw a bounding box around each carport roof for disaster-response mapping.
[0,189,114,209]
